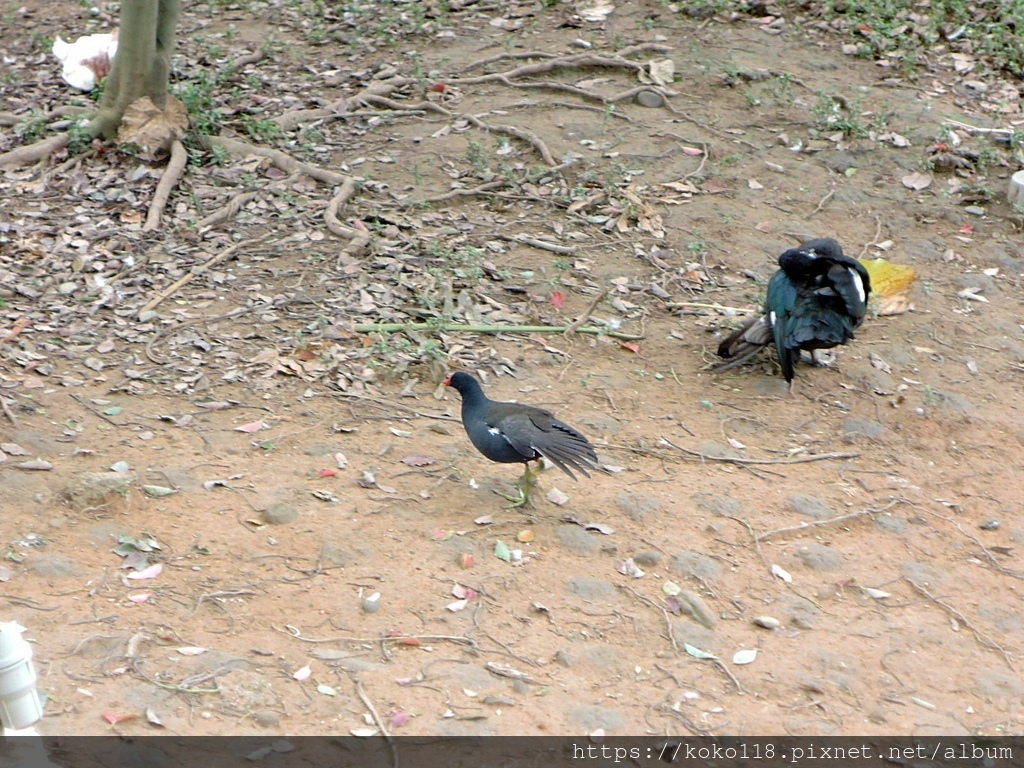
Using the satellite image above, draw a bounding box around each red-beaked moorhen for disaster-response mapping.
[444,371,599,507]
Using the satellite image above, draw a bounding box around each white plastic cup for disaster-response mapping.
[1008,169,1024,208]
[0,622,44,730]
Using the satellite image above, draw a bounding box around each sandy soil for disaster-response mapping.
[2,0,1023,739]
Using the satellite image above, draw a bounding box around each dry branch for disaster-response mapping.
[662,438,858,466]
[138,238,259,316]
[144,139,187,231]
[354,322,643,341]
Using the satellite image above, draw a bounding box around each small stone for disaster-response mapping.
[979,520,1000,530]
[796,542,845,571]
[615,491,660,521]
[753,616,780,629]
[263,502,299,525]
[675,591,717,629]
[556,526,599,555]
[787,494,833,520]
[254,710,280,728]
[964,205,985,216]
[671,551,720,580]
[842,417,885,441]
[362,592,381,613]
[635,90,664,108]
[30,554,77,579]
[632,550,662,566]
[568,577,613,599]
[138,310,159,323]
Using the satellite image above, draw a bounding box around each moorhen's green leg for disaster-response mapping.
[494,462,537,508]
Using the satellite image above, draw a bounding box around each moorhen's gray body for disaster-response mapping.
[444,371,598,505]
[716,238,871,383]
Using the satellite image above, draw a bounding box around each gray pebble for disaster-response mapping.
[571,705,624,732]
[675,591,717,629]
[567,577,613,600]
[361,592,381,613]
[30,554,77,579]
[795,542,845,571]
[787,494,833,520]
[614,491,660,521]
[874,514,906,534]
[632,550,662,566]
[753,615,780,629]
[635,90,664,108]
[841,417,885,441]
[254,710,280,728]
[263,502,299,525]
[671,550,720,581]
[556,526,599,555]
[693,493,742,516]
[777,595,821,629]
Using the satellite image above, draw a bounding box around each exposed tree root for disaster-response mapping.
[197,135,347,185]
[272,106,347,131]
[144,138,187,231]
[197,192,261,229]
[451,53,646,85]
[0,133,72,169]
[325,177,371,259]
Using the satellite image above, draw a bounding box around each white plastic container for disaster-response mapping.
[0,622,43,730]
[1008,169,1024,208]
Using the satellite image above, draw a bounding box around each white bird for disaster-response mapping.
[52,32,118,92]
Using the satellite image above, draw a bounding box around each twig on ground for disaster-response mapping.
[494,233,577,254]
[138,238,259,317]
[756,503,891,542]
[144,139,188,231]
[354,321,642,341]
[565,287,610,336]
[661,437,858,466]
[663,302,756,314]
[905,578,1015,671]
[0,396,16,426]
[1,316,30,347]
[810,186,835,217]
[145,306,257,364]
[350,672,399,768]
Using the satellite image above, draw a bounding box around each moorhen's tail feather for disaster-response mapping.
[714,314,772,371]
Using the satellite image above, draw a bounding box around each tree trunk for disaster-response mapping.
[88,0,181,139]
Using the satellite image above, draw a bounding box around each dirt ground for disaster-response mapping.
[2,0,1024,739]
